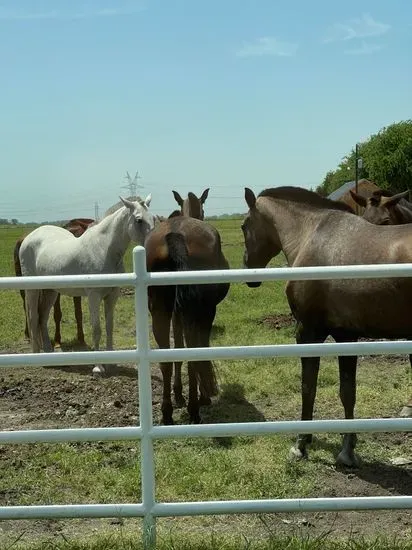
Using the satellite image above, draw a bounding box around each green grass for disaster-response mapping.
[1,221,412,549]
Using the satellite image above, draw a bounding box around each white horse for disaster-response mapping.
[19,195,154,376]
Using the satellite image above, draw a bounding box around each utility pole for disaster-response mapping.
[94,201,99,221]
[121,170,143,197]
[354,143,363,215]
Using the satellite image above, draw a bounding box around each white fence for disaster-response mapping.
[1,245,412,548]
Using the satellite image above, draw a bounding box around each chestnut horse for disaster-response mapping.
[145,214,230,425]
[14,218,95,345]
[242,185,412,467]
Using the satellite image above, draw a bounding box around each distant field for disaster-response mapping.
[0,220,411,548]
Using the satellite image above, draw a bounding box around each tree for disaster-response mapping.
[11,218,18,225]
[362,120,412,193]
[318,120,412,196]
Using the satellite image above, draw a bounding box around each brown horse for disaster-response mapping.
[145,215,230,425]
[350,189,412,225]
[166,189,211,410]
[14,218,95,345]
[171,188,209,220]
[242,185,412,467]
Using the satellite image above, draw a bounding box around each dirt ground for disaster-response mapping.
[1,339,412,544]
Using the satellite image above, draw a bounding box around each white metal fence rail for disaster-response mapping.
[1,245,412,548]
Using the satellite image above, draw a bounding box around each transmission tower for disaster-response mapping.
[121,170,143,197]
[94,201,99,221]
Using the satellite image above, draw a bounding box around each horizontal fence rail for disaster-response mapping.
[1,246,412,548]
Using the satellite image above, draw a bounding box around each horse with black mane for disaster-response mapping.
[145,212,229,425]
[242,185,412,466]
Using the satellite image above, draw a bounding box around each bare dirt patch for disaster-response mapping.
[1,347,412,544]
[259,313,295,330]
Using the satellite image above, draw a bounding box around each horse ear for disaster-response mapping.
[172,190,184,207]
[200,188,210,204]
[244,188,256,209]
[349,190,367,208]
[385,190,409,207]
[144,193,152,207]
[119,196,135,210]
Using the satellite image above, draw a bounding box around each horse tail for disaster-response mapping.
[25,289,42,352]
[14,237,30,339]
[165,232,218,398]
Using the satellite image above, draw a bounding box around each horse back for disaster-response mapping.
[145,217,228,271]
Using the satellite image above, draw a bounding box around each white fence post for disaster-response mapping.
[133,246,156,549]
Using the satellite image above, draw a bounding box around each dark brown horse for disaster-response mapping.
[14,217,95,345]
[242,185,412,467]
[145,215,230,425]
[166,189,211,410]
[170,189,210,220]
[350,189,412,225]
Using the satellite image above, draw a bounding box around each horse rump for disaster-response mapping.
[165,232,219,398]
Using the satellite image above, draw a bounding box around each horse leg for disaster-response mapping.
[21,288,30,340]
[290,323,325,461]
[53,294,62,346]
[88,293,104,377]
[103,289,120,374]
[25,290,42,353]
[39,290,58,353]
[183,304,217,424]
[150,288,174,425]
[399,354,412,417]
[172,312,185,408]
[74,297,85,345]
[336,355,359,467]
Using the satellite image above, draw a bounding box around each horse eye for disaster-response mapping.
[135,218,143,224]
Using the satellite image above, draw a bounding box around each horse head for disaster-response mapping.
[241,188,282,287]
[119,194,155,244]
[171,188,210,220]
[350,189,410,225]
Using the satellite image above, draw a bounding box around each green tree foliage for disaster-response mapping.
[317,120,412,196]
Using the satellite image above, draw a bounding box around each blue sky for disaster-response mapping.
[0,0,411,222]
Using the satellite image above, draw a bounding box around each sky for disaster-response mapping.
[0,0,411,222]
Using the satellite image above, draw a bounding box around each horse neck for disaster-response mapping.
[395,201,412,223]
[260,197,331,265]
[88,207,131,264]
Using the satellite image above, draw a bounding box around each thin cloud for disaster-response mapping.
[324,13,390,43]
[344,41,383,55]
[236,37,298,58]
[0,3,145,22]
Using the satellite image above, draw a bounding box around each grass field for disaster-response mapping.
[0,220,412,549]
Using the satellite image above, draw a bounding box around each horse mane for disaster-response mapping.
[258,186,355,214]
[168,210,182,219]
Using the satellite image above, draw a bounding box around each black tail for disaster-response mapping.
[165,232,218,398]
[165,232,205,319]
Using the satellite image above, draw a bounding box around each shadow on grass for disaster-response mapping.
[201,382,267,448]
[44,339,137,379]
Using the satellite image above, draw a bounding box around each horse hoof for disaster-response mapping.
[289,446,307,461]
[92,365,106,377]
[399,406,412,418]
[336,450,361,468]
